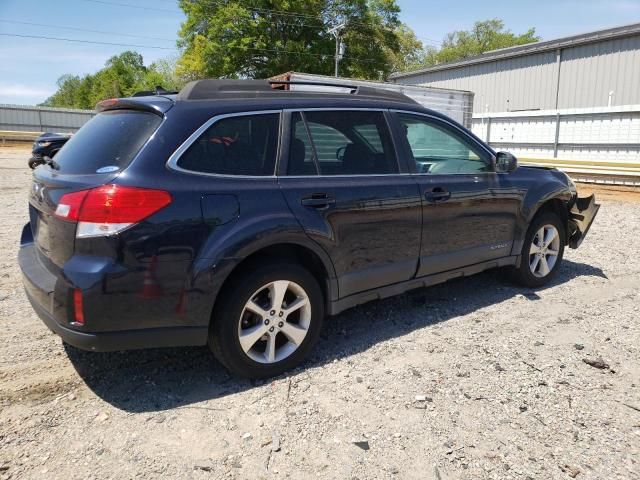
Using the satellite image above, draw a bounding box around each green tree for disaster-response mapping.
[130,56,188,93]
[44,74,84,108]
[422,19,540,67]
[42,52,186,109]
[385,23,427,73]
[177,0,405,80]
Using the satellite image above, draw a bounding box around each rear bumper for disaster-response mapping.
[568,194,600,249]
[19,242,208,352]
[24,287,207,351]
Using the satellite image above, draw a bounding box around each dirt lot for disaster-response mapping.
[1,144,639,480]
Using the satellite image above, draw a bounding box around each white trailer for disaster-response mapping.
[270,72,475,128]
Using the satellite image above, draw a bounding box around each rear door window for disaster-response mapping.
[177,113,279,176]
[51,110,162,174]
[288,114,317,175]
[287,110,398,176]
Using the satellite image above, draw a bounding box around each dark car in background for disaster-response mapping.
[18,79,599,378]
[28,132,71,169]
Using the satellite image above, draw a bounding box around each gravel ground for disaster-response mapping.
[1,145,639,480]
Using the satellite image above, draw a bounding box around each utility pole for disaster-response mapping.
[328,23,346,77]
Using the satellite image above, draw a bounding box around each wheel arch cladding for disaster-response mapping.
[210,242,336,325]
[530,197,570,240]
[510,185,572,258]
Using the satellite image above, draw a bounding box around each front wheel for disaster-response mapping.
[209,263,324,379]
[511,212,565,288]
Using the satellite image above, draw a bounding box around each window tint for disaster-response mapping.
[288,111,398,176]
[52,110,161,174]
[354,124,384,153]
[177,113,279,176]
[397,113,490,175]
[307,122,351,164]
[288,113,317,175]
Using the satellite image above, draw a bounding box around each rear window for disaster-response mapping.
[51,110,162,174]
[176,113,279,176]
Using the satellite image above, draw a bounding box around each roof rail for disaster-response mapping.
[269,80,416,103]
[178,80,274,100]
[177,79,417,104]
[269,80,360,90]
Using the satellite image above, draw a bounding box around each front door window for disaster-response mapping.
[397,113,491,175]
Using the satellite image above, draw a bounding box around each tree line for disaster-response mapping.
[42,0,539,109]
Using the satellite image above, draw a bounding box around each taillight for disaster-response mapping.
[98,98,119,109]
[55,185,172,238]
[72,288,85,326]
[54,189,89,221]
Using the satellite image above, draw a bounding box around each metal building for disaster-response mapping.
[390,23,640,184]
[390,22,640,114]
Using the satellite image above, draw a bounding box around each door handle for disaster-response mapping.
[425,188,451,202]
[301,194,336,209]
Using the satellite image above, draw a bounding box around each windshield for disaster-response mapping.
[51,110,162,174]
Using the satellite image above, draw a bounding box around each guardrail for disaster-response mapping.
[518,157,640,186]
[0,130,42,145]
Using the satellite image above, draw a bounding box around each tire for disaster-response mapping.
[209,262,324,379]
[511,212,566,288]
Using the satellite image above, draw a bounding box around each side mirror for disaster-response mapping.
[495,151,518,173]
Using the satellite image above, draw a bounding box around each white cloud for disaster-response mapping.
[0,83,54,105]
[0,84,53,97]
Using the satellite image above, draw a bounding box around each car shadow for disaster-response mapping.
[65,259,607,413]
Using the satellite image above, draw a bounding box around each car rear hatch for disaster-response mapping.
[27,105,166,268]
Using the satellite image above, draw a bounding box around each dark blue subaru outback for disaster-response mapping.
[19,79,599,378]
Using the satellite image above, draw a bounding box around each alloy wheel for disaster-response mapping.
[237,280,311,364]
[529,224,560,278]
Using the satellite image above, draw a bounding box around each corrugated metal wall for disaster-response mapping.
[558,36,640,108]
[396,34,640,114]
[0,104,94,133]
[398,51,558,113]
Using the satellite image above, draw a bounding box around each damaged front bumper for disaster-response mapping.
[568,194,600,249]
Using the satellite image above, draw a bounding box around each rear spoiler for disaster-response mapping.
[95,96,175,116]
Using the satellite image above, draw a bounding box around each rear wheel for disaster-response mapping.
[209,263,324,378]
[511,212,565,288]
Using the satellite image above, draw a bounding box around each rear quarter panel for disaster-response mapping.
[107,107,336,330]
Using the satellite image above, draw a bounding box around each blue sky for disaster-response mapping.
[1,0,639,105]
